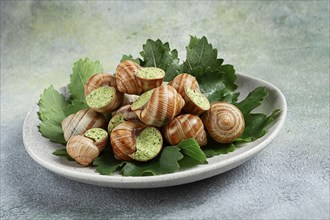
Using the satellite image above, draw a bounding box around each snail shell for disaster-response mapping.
[84,128,108,152]
[84,73,124,113]
[135,67,165,92]
[182,86,210,115]
[61,108,107,142]
[134,85,185,127]
[163,114,207,146]
[66,135,100,166]
[110,121,147,161]
[168,73,200,95]
[201,102,245,143]
[115,60,143,95]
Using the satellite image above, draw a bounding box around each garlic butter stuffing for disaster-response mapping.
[39,36,281,176]
[61,59,244,166]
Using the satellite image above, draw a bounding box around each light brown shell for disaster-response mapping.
[84,129,108,152]
[135,68,165,92]
[168,73,200,95]
[66,135,100,166]
[110,120,147,161]
[163,114,207,146]
[201,102,245,143]
[61,108,107,142]
[84,73,124,113]
[134,85,185,127]
[115,60,143,95]
[182,87,210,115]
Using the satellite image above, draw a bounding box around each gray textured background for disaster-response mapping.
[1,1,329,219]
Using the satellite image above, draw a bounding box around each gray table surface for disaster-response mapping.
[1,1,329,219]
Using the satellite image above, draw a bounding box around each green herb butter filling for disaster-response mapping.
[108,114,125,133]
[130,127,162,162]
[86,86,115,109]
[136,67,165,79]
[186,87,210,110]
[84,128,108,142]
[131,89,154,110]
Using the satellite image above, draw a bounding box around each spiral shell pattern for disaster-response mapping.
[66,135,100,166]
[61,109,107,142]
[115,60,143,95]
[84,73,117,96]
[202,102,245,143]
[163,114,207,146]
[110,121,147,161]
[135,85,185,127]
[168,73,200,95]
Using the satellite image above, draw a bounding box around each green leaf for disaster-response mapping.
[38,86,68,144]
[176,138,207,164]
[181,36,238,103]
[121,146,184,176]
[203,143,236,158]
[139,39,181,81]
[235,87,269,117]
[158,146,183,174]
[182,36,223,75]
[63,100,88,116]
[239,109,282,141]
[93,148,125,175]
[52,148,74,161]
[67,58,103,103]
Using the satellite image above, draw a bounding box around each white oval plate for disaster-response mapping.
[23,73,287,188]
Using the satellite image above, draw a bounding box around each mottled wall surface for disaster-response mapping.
[1,1,329,219]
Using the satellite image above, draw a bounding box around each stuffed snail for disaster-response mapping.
[66,128,108,166]
[110,120,163,162]
[84,73,124,113]
[115,60,165,95]
[131,85,185,127]
[61,108,107,142]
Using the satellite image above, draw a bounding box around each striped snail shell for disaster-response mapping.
[115,60,143,95]
[110,121,146,161]
[201,102,245,143]
[61,108,107,142]
[83,128,108,152]
[135,67,165,92]
[84,73,124,113]
[110,120,163,162]
[162,114,207,147]
[134,85,185,127]
[168,73,200,95]
[66,135,100,166]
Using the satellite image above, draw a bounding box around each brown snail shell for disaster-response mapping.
[168,73,200,95]
[61,108,107,142]
[201,102,245,143]
[115,60,143,95]
[84,73,124,113]
[135,67,165,92]
[182,86,210,115]
[134,85,185,127]
[163,114,207,146]
[66,135,100,166]
[83,128,108,152]
[110,121,147,161]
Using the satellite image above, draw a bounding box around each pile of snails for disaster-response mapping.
[61,60,245,166]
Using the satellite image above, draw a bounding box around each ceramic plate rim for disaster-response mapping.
[22,73,287,188]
